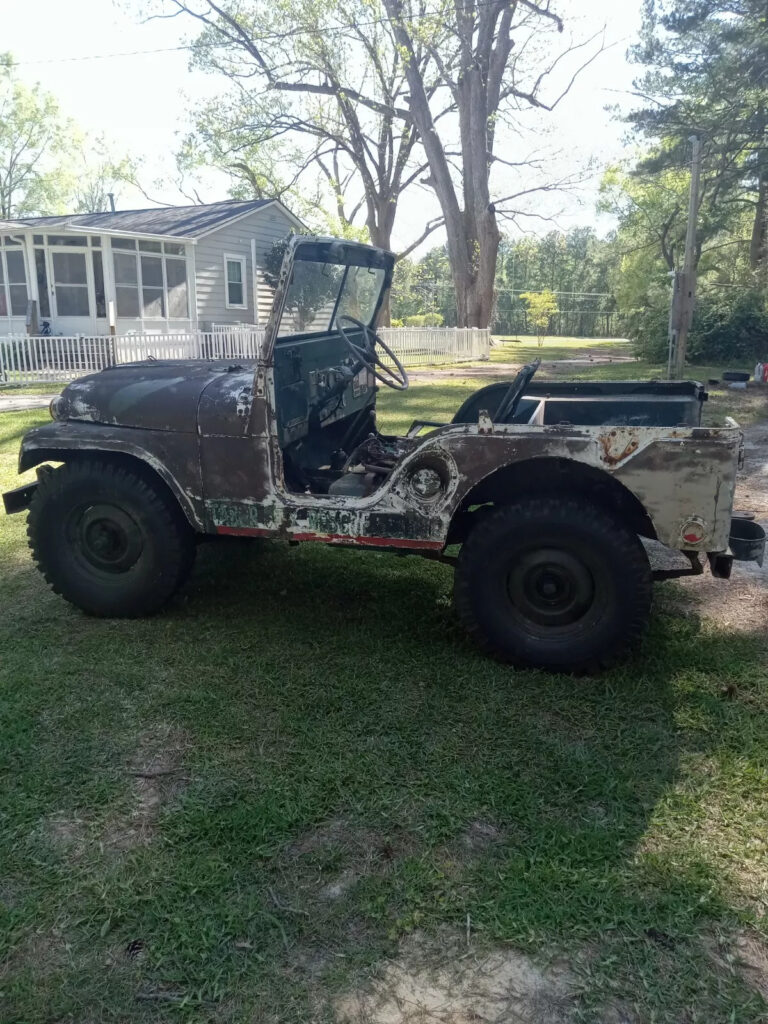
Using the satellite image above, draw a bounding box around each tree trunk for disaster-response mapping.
[750,164,767,270]
[369,202,396,326]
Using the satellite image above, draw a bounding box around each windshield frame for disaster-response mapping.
[263,236,394,358]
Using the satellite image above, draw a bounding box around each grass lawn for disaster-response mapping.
[1,356,768,1022]
[491,335,632,364]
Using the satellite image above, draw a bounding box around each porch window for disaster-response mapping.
[113,251,140,317]
[165,258,188,318]
[34,248,50,318]
[225,255,246,308]
[0,241,29,317]
[92,250,106,318]
[140,254,165,317]
[112,240,189,319]
[52,251,89,316]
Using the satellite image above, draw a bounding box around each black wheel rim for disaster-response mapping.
[506,546,598,631]
[67,503,144,574]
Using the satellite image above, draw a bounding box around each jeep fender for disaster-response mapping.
[17,422,205,531]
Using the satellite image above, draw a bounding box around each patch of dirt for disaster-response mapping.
[707,929,768,1004]
[287,818,413,906]
[43,813,89,858]
[319,867,360,901]
[103,724,190,850]
[674,421,768,632]
[460,820,503,852]
[734,930,768,1001]
[0,926,70,985]
[288,817,383,859]
[335,930,578,1024]
[408,353,636,383]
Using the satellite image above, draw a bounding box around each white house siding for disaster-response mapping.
[194,206,295,329]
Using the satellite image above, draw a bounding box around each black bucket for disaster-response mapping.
[729,517,766,566]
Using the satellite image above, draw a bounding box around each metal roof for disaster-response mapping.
[4,199,296,239]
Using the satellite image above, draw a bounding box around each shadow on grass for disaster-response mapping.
[2,537,766,1021]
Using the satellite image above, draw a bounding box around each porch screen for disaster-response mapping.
[52,251,89,316]
[0,240,29,316]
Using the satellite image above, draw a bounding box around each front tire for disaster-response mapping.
[454,497,652,673]
[28,459,195,617]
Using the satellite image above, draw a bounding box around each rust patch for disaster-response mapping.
[599,431,640,466]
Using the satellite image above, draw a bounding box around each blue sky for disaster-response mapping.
[5,0,644,250]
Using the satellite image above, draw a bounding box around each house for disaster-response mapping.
[0,199,304,337]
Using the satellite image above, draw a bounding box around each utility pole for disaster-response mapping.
[668,136,702,379]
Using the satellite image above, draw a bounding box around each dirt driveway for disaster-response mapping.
[408,352,637,383]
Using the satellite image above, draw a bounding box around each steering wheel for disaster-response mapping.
[496,359,541,422]
[336,314,409,392]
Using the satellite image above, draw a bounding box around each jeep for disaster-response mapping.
[4,236,764,672]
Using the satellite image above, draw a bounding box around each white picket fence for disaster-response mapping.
[0,326,490,387]
[0,330,267,387]
[380,326,490,367]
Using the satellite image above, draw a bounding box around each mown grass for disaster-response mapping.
[1,355,768,1022]
[491,335,632,364]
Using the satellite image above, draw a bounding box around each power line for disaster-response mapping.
[7,46,194,66]
[6,0,563,66]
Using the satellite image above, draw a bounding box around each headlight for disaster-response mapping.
[409,466,443,500]
[49,396,64,420]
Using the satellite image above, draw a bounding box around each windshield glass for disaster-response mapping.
[276,259,385,338]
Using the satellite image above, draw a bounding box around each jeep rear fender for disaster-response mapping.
[448,456,657,544]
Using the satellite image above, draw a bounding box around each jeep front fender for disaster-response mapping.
[17,422,206,531]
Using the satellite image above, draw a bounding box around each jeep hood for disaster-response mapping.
[52,360,252,433]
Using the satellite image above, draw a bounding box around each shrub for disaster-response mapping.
[389,317,404,327]
[688,290,768,363]
[403,313,444,327]
[623,289,768,365]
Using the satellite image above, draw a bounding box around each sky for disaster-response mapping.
[4,0,645,252]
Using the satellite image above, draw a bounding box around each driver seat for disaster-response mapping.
[450,380,538,424]
[407,361,541,435]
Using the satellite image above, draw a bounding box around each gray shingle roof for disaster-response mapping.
[6,199,284,238]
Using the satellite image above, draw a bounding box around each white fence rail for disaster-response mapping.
[0,325,489,387]
[0,330,266,387]
[380,327,490,366]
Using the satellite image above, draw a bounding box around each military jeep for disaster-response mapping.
[3,236,764,672]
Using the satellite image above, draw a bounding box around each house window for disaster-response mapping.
[0,241,29,317]
[112,240,189,319]
[225,255,246,308]
[166,258,188,318]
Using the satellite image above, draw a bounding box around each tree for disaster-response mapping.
[520,289,558,344]
[378,0,598,327]
[158,0,443,263]
[495,228,618,336]
[0,54,72,217]
[70,137,138,214]
[629,0,768,272]
[151,0,596,327]
[176,93,333,229]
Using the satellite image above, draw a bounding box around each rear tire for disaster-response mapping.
[454,497,651,673]
[27,459,195,617]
